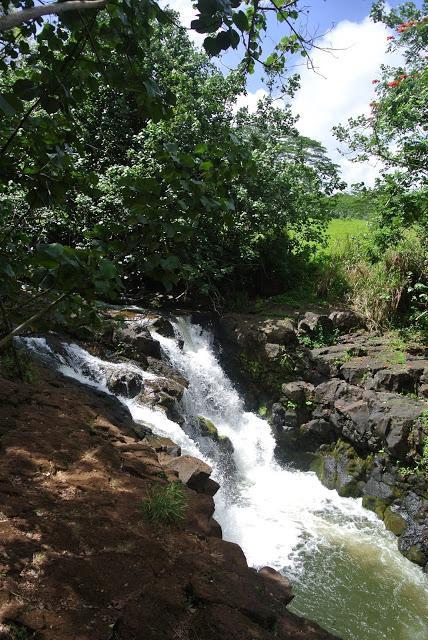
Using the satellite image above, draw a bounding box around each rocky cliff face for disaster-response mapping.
[217,309,428,571]
[0,314,340,640]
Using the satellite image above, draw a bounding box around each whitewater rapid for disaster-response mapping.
[22,318,428,640]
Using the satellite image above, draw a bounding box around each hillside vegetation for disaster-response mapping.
[0,0,426,359]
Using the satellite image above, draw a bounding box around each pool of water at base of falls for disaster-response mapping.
[22,317,428,640]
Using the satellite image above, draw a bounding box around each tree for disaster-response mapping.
[0,0,332,350]
[333,1,428,237]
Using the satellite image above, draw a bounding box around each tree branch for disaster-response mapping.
[0,292,68,350]
[0,0,107,32]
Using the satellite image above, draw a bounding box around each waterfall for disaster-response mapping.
[21,318,428,640]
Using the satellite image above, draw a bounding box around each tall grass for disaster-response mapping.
[324,230,428,330]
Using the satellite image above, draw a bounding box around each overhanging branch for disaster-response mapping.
[0,0,107,31]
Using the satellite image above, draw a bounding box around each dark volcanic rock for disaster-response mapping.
[106,367,144,398]
[298,312,333,337]
[114,322,162,359]
[329,310,363,332]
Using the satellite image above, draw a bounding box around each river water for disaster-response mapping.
[23,316,428,640]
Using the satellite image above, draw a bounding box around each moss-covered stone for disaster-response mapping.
[362,495,389,520]
[198,415,219,439]
[311,440,369,498]
[197,416,234,452]
[383,506,407,536]
[400,544,427,566]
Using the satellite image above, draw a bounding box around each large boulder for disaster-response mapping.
[298,312,333,337]
[106,368,144,398]
[260,318,297,345]
[151,316,175,337]
[372,368,416,394]
[313,378,428,458]
[312,441,368,498]
[165,455,219,496]
[281,380,314,405]
[398,523,428,566]
[329,310,363,332]
[114,322,162,359]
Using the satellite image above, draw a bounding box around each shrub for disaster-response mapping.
[141,482,187,526]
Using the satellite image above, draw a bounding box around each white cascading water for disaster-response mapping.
[22,317,428,640]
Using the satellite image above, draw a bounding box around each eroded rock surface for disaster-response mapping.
[0,364,340,640]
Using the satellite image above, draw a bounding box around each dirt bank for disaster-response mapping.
[0,362,338,640]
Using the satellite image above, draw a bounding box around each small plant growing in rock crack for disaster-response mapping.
[284,400,298,411]
[298,326,339,350]
[360,371,372,385]
[141,482,187,526]
[333,349,353,367]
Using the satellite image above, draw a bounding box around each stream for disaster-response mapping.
[23,315,428,640]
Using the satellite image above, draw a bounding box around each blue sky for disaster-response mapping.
[162,1,421,185]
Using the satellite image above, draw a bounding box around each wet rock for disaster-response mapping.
[145,356,188,388]
[329,310,363,332]
[106,368,144,398]
[384,505,407,536]
[398,523,428,566]
[362,495,390,519]
[151,316,175,337]
[313,442,368,498]
[165,455,219,496]
[114,323,161,359]
[197,416,234,453]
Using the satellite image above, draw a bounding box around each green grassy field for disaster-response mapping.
[325,218,369,255]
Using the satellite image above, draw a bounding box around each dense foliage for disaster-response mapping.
[0,0,426,351]
[0,0,340,346]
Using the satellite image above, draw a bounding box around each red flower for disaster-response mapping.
[372,79,380,84]
[388,81,399,88]
[397,20,418,33]
[387,35,395,40]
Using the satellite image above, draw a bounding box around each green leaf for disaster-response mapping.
[203,36,222,55]
[232,10,248,32]
[0,93,21,116]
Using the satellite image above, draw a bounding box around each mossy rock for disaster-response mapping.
[400,544,427,566]
[198,416,219,439]
[383,506,407,536]
[312,440,368,498]
[362,495,389,520]
[197,416,234,452]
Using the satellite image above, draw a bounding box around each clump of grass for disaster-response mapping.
[141,482,187,526]
[3,622,36,639]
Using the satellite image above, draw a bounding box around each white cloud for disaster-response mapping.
[233,88,269,113]
[290,15,404,186]
[159,0,203,46]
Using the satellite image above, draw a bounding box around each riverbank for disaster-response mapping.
[216,307,428,570]
[0,330,338,639]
